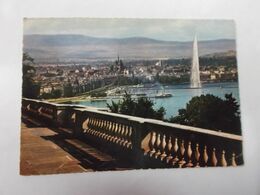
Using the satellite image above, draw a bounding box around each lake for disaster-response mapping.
[73,82,240,119]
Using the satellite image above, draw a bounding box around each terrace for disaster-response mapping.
[20,98,243,175]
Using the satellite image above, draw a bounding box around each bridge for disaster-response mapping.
[20,98,243,175]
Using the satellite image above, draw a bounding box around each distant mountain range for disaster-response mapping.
[23,34,236,63]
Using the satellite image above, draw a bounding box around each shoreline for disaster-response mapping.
[48,81,238,104]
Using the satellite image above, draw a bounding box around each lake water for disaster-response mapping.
[73,82,240,119]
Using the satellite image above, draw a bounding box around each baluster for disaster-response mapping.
[107,122,113,141]
[211,148,218,167]
[98,119,104,138]
[97,119,102,137]
[89,118,94,135]
[195,143,200,167]
[172,138,179,165]
[103,121,107,138]
[93,119,99,136]
[106,121,112,141]
[123,126,129,147]
[86,118,91,133]
[186,141,193,167]
[149,132,156,157]
[154,133,161,158]
[231,153,237,167]
[127,126,132,148]
[114,123,120,143]
[95,118,100,136]
[99,120,105,138]
[82,118,88,133]
[160,134,167,161]
[166,136,173,163]
[117,123,122,143]
[203,146,208,167]
[102,120,108,143]
[94,118,100,141]
[110,122,116,142]
[220,150,227,167]
[86,117,91,134]
[84,118,88,133]
[104,120,110,140]
[92,118,96,127]
[88,118,94,134]
[113,123,119,143]
[178,140,186,167]
[72,112,76,124]
[119,124,125,145]
[100,120,106,139]
[97,119,102,136]
[91,118,97,135]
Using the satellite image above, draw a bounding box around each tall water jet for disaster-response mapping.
[190,35,201,88]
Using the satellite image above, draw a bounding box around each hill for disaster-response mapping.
[23,34,236,63]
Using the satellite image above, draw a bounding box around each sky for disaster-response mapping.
[24,18,236,42]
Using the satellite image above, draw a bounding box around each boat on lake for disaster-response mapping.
[155,88,173,98]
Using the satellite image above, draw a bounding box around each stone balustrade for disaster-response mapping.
[22,98,243,169]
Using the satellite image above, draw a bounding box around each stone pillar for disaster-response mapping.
[74,110,84,137]
[52,105,58,127]
[130,120,146,168]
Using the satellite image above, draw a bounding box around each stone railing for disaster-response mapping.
[22,98,243,168]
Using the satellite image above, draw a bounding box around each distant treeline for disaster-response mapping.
[199,56,237,67]
[165,56,237,67]
[123,55,237,67]
[155,75,190,84]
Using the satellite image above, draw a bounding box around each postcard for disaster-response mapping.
[21,18,243,175]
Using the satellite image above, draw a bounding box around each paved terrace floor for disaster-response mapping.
[20,116,132,175]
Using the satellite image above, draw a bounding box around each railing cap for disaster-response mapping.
[22,97,242,142]
[144,119,243,141]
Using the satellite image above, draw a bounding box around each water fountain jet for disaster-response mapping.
[190,35,201,88]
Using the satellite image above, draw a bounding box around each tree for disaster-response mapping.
[107,101,120,113]
[39,89,62,99]
[63,83,74,97]
[22,53,41,99]
[40,92,53,99]
[170,94,241,135]
[119,93,136,115]
[135,97,165,119]
[51,89,62,98]
[107,92,166,120]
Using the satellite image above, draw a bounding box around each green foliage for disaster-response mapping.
[156,75,190,84]
[39,89,62,99]
[199,56,237,67]
[22,52,41,99]
[170,93,241,135]
[119,93,137,115]
[23,52,34,65]
[40,92,53,99]
[164,55,237,67]
[22,64,35,75]
[107,92,165,120]
[106,101,120,113]
[90,92,107,98]
[22,77,41,99]
[52,89,62,98]
[63,84,74,97]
